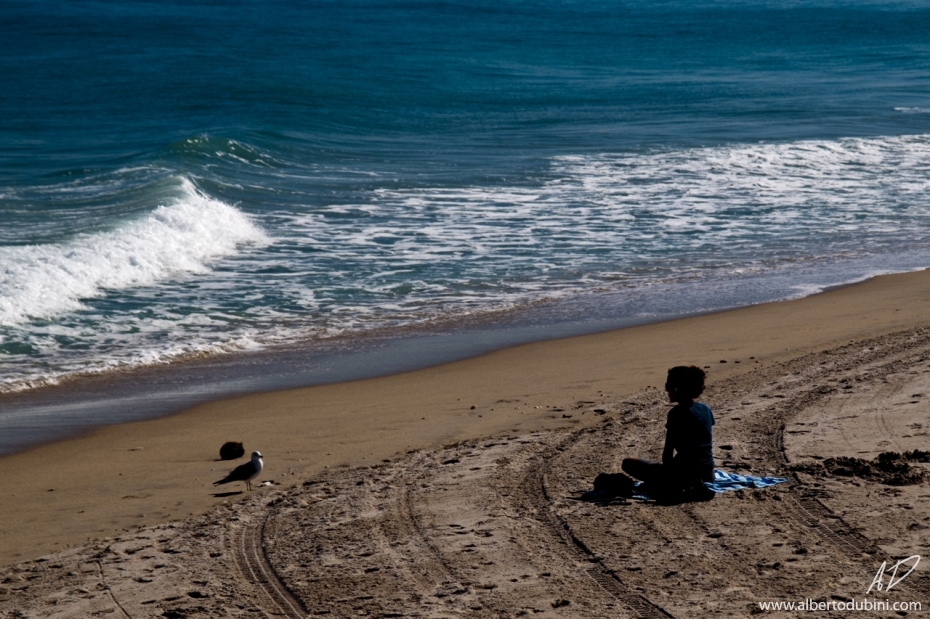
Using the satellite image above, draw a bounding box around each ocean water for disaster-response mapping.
[2,1,930,446]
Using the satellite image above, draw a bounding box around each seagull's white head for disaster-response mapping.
[252,451,263,460]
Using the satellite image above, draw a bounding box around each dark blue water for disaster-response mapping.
[2,0,930,452]
[5,2,930,158]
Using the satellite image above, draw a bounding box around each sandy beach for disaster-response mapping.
[3,269,930,617]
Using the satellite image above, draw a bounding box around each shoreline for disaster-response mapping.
[2,268,930,566]
[3,263,926,459]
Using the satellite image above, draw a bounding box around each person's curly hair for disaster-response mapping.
[665,365,706,399]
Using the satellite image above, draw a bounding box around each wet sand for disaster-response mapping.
[2,270,930,617]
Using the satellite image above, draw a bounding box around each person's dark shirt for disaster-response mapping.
[664,401,714,468]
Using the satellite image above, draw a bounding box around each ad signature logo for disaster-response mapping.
[866,555,920,594]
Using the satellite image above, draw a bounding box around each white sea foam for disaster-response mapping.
[895,107,930,114]
[248,133,930,353]
[5,134,930,394]
[0,178,268,327]
[344,134,930,286]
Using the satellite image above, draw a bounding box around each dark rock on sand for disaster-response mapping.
[219,442,245,461]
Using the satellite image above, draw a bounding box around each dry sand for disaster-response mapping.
[2,270,930,618]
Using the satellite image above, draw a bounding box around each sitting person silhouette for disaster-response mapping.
[620,365,716,503]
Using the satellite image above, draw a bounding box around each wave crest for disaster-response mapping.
[0,178,268,326]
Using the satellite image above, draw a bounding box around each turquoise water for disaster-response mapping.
[2,1,930,410]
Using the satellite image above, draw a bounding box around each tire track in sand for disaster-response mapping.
[391,437,634,616]
[533,330,930,613]
[230,515,307,619]
[521,434,676,619]
[749,330,930,601]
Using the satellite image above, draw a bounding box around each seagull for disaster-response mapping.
[214,451,264,491]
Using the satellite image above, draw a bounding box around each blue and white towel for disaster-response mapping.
[627,470,788,500]
[709,470,787,492]
[584,470,787,502]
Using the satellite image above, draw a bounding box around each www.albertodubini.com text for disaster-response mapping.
[757,599,921,613]
[758,555,922,613]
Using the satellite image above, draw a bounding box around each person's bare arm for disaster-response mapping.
[662,432,675,465]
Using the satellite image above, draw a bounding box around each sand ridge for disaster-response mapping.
[4,326,930,618]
